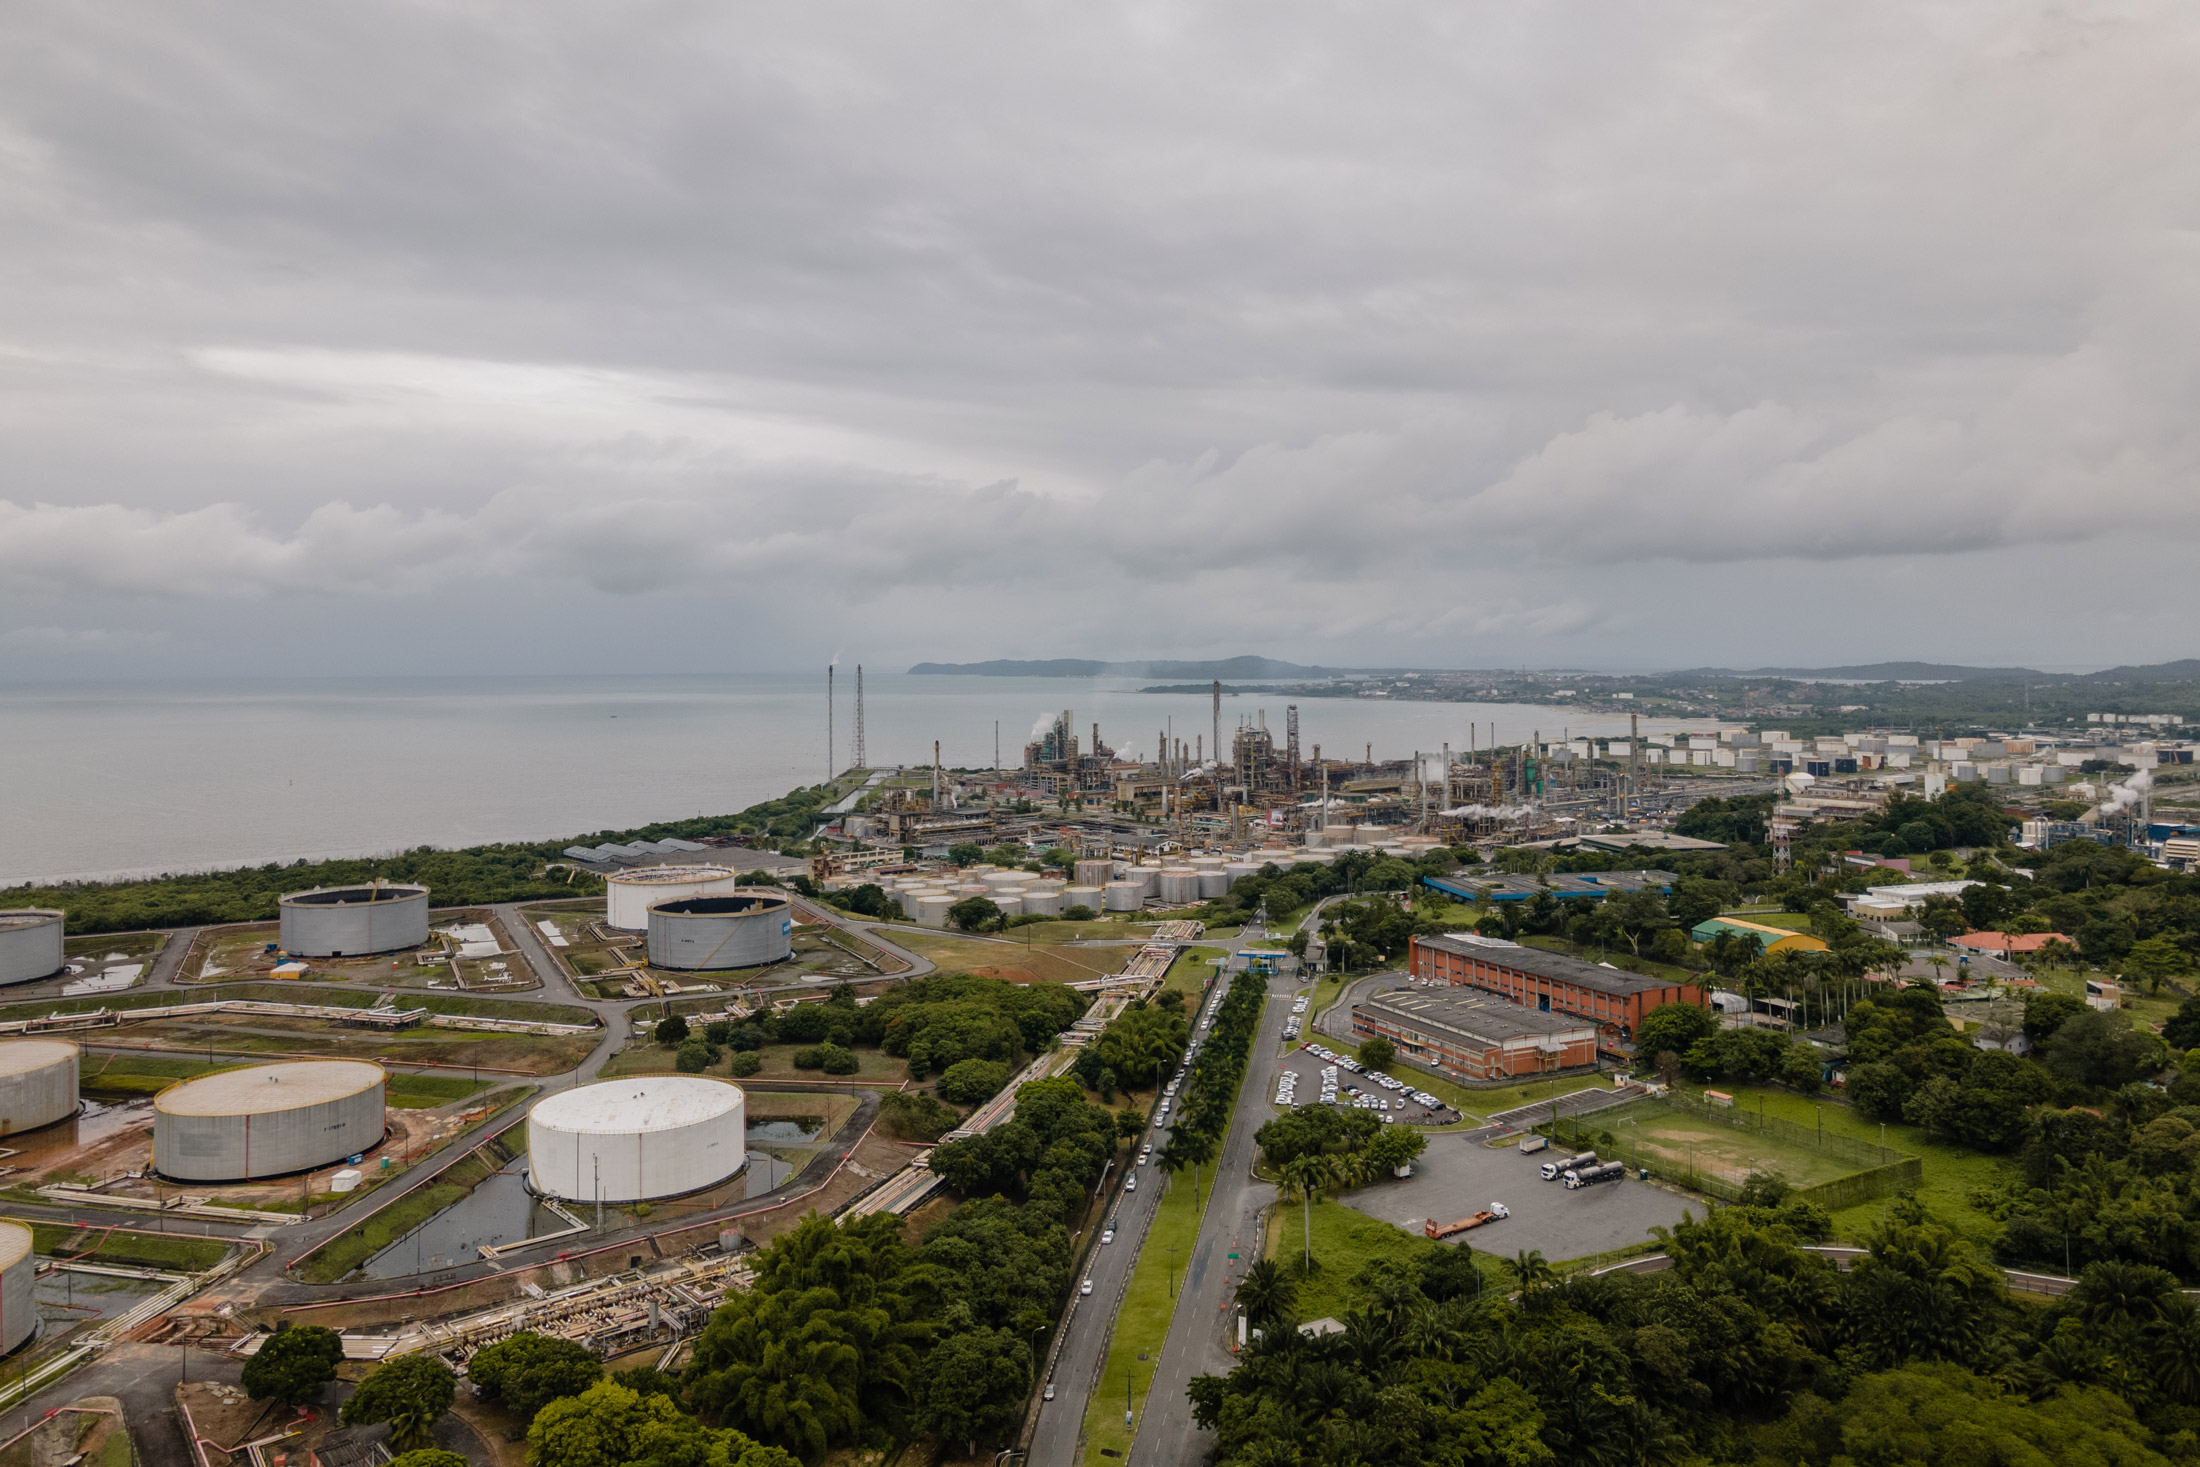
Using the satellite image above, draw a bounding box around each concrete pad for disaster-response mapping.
[1341,1130,1701,1261]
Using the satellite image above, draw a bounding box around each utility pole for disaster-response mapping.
[1212,680,1221,784]
[828,663,834,780]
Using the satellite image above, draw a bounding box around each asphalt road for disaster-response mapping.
[1125,970,1295,1467]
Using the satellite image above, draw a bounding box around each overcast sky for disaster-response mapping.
[2,2,2195,679]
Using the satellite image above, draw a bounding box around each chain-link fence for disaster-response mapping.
[1537,1092,1920,1209]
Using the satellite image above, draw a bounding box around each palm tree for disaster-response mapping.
[1508,1249,1557,1297]
[1235,1257,1297,1330]
[1281,1155,1328,1270]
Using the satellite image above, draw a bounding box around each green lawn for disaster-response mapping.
[17,1219,227,1272]
[1681,1083,2017,1245]
[385,1074,497,1109]
[1168,947,1227,998]
[1078,1156,1214,1466]
[1266,1197,1502,1321]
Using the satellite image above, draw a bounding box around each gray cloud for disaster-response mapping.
[2,2,2197,670]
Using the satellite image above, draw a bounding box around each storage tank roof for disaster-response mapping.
[156,1060,385,1116]
[532,1077,744,1136]
[0,911,61,930]
[0,1222,29,1272]
[0,1040,76,1076]
[606,864,735,885]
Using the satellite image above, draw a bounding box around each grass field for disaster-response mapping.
[1685,1084,2017,1245]
[1572,1096,1862,1191]
[1265,1197,1504,1320]
[894,930,1126,987]
[17,1218,228,1272]
[77,1053,493,1109]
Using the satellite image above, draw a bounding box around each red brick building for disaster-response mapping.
[1408,933,1704,1044]
[1352,987,1598,1081]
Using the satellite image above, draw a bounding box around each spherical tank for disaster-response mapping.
[0,911,64,987]
[0,1041,78,1134]
[278,884,429,958]
[528,1077,745,1202]
[604,865,738,931]
[0,1224,32,1353]
[1103,881,1145,912]
[646,894,793,971]
[155,1061,386,1181]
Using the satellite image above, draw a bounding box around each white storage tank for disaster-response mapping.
[1158,867,1200,903]
[604,865,739,931]
[1198,870,1230,900]
[0,911,64,987]
[279,884,430,958]
[982,871,1027,890]
[0,1223,31,1354]
[647,894,794,971]
[915,895,956,927]
[155,1061,386,1181]
[528,1077,746,1203]
[1104,881,1145,913]
[1223,862,1261,889]
[0,1040,78,1134]
[994,895,1025,918]
[1073,860,1114,888]
[1062,886,1106,913]
[1020,887,1064,917]
[1124,867,1159,895]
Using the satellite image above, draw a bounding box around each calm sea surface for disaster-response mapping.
[0,674,1720,887]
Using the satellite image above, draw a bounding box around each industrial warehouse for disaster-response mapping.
[1351,986,1598,1081]
[1407,932,1705,1041]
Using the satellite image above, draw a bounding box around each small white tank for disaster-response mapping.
[982,871,1027,889]
[1103,881,1145,912]
[1124,867,1159,895]
[994,895,1025,918]
[914,895,955,927]
[1021,887,1063,917]
[1198,871,1230,900]
[1158,868,1200,903]
[1223,862,1261,889]
[1073,860,1113,887]
[1062,886,1106,912]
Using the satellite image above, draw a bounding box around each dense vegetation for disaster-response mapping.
[1193,1201,2200,1467]
[695,973,1086,1081]
[1070,1003,1189,1099]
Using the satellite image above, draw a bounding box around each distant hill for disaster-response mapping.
[2073,659,2200,683]
[908,656,1375,678]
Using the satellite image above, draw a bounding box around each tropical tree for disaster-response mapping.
[241,1322,343,1409]
[1280,1154,1331,1271]
[530,1381,798,1467]
[1234,1258,1297,1329]
[341,1355,457,1452]
[467,1331,604,1418]
[1508,1249,1558,1298]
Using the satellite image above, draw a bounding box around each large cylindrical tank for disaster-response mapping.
[0,911,64,987]
[1198,871,1230,900]
[1158,868,1199,903]
[604,865,738,931]
[1223,862,1261,889]
[0,1041,78,1134]
[982,871,1027,890]
[1073,860,1113,887]
[278,885,429,958]
[647,895,794,971]
[155,1061,386,1181]
[1062,886,1105,913]
[1020,887,1063,917]
[994,895,1024,918]
[1104,881,1145,912]
[914,895,955,928]
[1124,867,1158,895]
[0,1224,31,1353]
[528,1077,746,1202]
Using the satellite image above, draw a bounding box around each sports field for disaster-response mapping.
[1570,1096,1877,1191]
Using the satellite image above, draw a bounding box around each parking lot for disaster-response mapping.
[1342,1130,1701,1261]
[1275,1041,1462,1125]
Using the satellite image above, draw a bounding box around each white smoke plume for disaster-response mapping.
[2095,767,2154,817]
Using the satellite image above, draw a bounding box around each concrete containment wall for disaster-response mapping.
[0,1224,33,1352]
[279,885,430,958]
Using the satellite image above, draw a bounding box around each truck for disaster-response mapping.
[1540,1150,1597,1181]
[1518,1134,1549,1155]
[1424,1203,1510,1239]
[1563,1162,1627,1190]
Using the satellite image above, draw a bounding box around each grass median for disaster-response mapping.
[1077,1158,1215,1465]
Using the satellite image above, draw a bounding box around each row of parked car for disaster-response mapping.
[1300,1042,1445,1110]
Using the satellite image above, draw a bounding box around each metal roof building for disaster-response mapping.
[1408,932,1704,1043]
[1354,986,1597,1082]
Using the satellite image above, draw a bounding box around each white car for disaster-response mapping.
[1102,1228,1115,1244]
[1045,1383,1056,1401]
[1126,1176,1137,1192]
[1081,1278,1093,1296]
